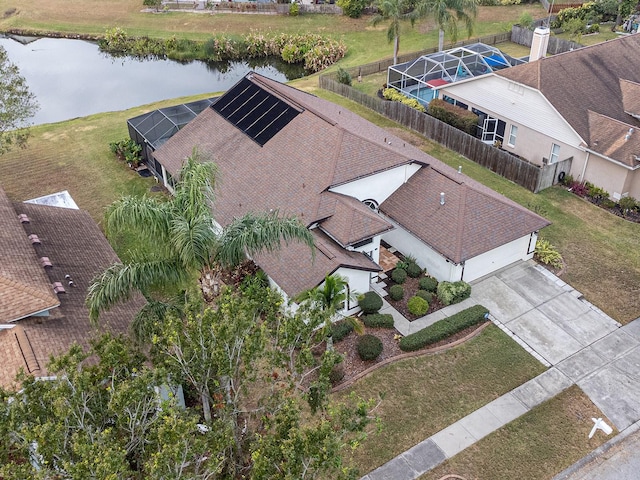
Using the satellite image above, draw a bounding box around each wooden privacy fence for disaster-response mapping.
[511,25,582,54]
[319,75,560,192]
[536,157,572,192]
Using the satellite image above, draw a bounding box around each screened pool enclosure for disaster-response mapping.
[127,97,217,181]
[387,43,527,106]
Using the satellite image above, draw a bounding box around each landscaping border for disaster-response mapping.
[331,321,491,392]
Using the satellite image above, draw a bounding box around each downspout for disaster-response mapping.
[580,151,590,182]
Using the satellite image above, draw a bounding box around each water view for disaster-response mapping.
[0,36,305,126]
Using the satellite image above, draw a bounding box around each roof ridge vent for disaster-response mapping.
[40,257,53,268]
[52,282,66,294]
[28,234,41,245]
[17,213,30,223]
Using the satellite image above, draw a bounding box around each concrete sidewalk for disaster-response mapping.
[362,261,640,480]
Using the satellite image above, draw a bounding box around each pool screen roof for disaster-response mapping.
[127,97,216,149]
[388,43,527,90]
[211,76,301,146]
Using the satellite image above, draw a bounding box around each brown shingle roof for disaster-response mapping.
[0,188,59,323]
[587,111,640,167]
[317,192,393,246]
[380,166,550,263]
[496,34,640,145]
[0,200,144,388]
[620,79,640,117]
[254,229,380,297]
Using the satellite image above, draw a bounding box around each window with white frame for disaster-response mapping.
[508,125,518,147]
[549,143,560,164]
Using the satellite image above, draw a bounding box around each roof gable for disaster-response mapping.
[587,111,640,167]
[621,78,640,118]
[496,34,640,142]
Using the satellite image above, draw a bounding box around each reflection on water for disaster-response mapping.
[0,36,305,125]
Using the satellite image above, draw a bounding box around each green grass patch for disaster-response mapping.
[338,325,546,474]
[419,385,616,480]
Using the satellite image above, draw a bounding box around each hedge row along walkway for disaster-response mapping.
[362,259,640,480]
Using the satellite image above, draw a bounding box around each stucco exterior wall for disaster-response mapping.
[380,218,462,282]
[582,154,632,200]
[329,163,421,205]
[462,233,537,282]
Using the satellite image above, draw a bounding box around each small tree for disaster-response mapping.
[0,46,38,155]
[143,0,162,11]
[338,0,369,18]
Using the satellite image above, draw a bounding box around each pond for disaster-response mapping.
[0,35,306,126]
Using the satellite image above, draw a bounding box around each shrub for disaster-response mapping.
[391,268,407,284]
[586,182,609,202]
[419,276,438,292]
[358,291,383,314]
[109,138,142,166]
[518,11,534,29]
[395,260,409,271]
[534,238,563,269]
[336,67,352,86]
[357,334,383,360]
[620,196,637,214]
[399,305,489,351]
[382,88,427,113]
[560,173,574,186]
[407,296,429,316]
[406,262,423,278]
[389,284,404,301]
[363,313,395,329]
[569,181,588,197]
[337,0,368,17]
[428,98,479,135]
[437,281,471,306]
[288,2,299,15]
[330,320,354,342]
[329,364,345,385]
[415,290,433,303]
[586,23,600,33]
[602,198,616,209]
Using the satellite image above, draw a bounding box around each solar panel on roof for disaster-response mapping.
[212,76,301,146]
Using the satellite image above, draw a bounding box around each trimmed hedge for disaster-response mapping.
[389,284,404,301]
[406,262,423,278]
[391,268,407,284]
[428,98,479,135]
[419,276,438,293]
[415,290,433,303]
[437,280,471,306]
[363,313,395,329]
[357,334,383,360]
[330,320,354,342]
[407,296,429,316]
[399,305,489,352]
[358,291,383,314]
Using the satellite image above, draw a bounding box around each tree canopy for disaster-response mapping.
[1,280,377,479]
[0,46,38,155]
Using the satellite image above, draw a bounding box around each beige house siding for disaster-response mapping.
[582,154,631,199]
[623,169,640,200]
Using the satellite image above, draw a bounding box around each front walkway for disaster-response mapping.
[363,260,640,480]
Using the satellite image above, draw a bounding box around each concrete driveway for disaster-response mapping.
[471,260,640,431]
[470,260,620,366]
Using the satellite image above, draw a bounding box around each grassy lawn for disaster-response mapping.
[0,92,213,223]
[0,1,546,68]
[419,385,615,480]
[337,325,547,474]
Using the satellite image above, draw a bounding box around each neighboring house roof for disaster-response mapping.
[0,188,60,323]
[0,193,144,388]
[154,72,548,296]
[381,166,550,263]
[496,34,640,152]
[587,111,640,166]
[254,229,381,296]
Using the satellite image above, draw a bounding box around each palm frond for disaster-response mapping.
[131,299,185,344]
[86,259,187,322]
[215,211,314,268]
[169,213,219,271]
[104,195,172,243]
[173,149,218,219]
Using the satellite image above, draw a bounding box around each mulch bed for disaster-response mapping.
[330,321,490,390]
[382,276,446,321]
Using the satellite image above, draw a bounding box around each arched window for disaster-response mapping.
[363,199,379,212]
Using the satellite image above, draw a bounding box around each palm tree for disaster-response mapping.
[87,148,314,337]
[418,0,477,52]
[372,0,420,65]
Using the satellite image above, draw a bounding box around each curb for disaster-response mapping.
[551,420,640,480]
